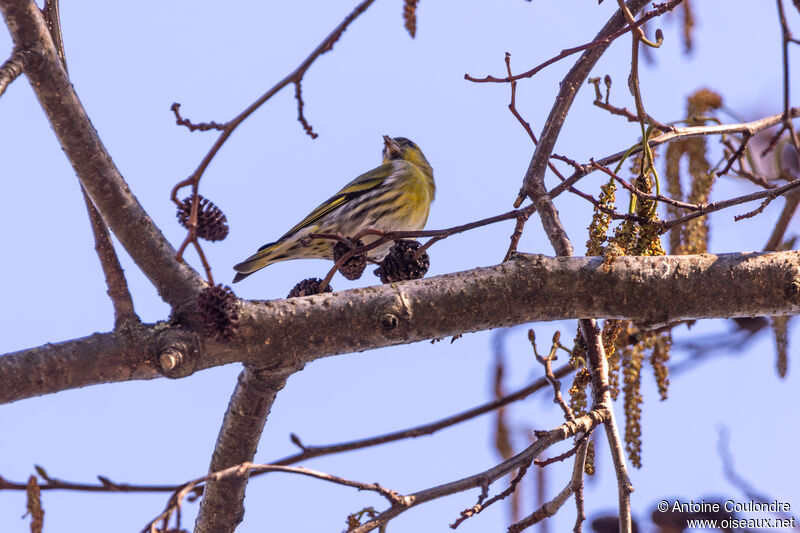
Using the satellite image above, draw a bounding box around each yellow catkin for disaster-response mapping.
[586,178,617,257]
[26,475,44,533]
[622,344,645,468]
[584,439,596,476]
[569,367,591,417]
[650,334,671,400]
[602,319,624,400]
[666,88,723,255]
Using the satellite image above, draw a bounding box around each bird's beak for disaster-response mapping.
[383,135,402,159]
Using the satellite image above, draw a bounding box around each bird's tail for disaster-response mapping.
[232,241,283,283]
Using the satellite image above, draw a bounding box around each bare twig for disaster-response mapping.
[530,331,575,421]
[508,442,587,533]
[661,177,800,231]
[0,47,32,97]
[534,431,593,468]
[764,187,800,250]
[275,364,572,466]
[571,440,588,533]
[348,410,610,533]
[465,0,682,85]
[717,133,753,177]
[451,461,532,528]
[0,469,186,494]
[588,76,674,132]
[171,102,225,131]
[591,161,699,210]
[81,188,139,327]
[509,440,589,533]
[145,461,406,533]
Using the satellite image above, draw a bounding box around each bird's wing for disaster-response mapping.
[271,162,396,244]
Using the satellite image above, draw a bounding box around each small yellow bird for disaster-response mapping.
[233,136,435,282]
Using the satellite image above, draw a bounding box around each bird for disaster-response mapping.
[232,135,435,283]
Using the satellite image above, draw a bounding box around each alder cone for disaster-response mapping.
[376,240,430,283]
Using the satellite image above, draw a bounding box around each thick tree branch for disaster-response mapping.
[2,252,798,405]
[0,0,203,308]
[194,366,291,533]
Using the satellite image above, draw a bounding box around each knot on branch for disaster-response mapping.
[156,329,200,379]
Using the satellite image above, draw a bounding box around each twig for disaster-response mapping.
[274,365,573,466]
[465,0,682,84]
[571,440,588,533]
[530,331,575,421]
[503,211,531,262]
[764,187,800,250]
[661,177,800,231]
[145,461,407,533]
[0,469,187,494]
[451,461,533,529]
[294,80,318,139]
[81,187,139,327]
[733,195,777,221]
[509,439,589,533]
[170,103,225,131]
[0,47,32,97]
[534,432,593,468]
[348,410,610,533]
[505,52,537,143]
[717,133,752,177]
[591,160,699,210]
[588,76,673,132]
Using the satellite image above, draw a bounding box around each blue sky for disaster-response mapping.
[1,1,798,532]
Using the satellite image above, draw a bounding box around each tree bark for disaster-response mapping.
[3,252,798,405]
